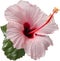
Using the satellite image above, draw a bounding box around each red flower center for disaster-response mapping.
[23,22,35,38]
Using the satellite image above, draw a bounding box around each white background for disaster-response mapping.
[0,0,60,61]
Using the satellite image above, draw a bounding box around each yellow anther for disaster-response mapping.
[53,7,59,13]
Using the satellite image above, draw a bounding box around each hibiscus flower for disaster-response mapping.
[5,1,59,60]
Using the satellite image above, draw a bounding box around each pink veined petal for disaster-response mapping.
[7,21,23,34]
[6,29,21,42]
[24,35,52,60]
[9,34,20,44]
[17,1,48,28]
[13,35,25,49]
[6,21,25,49]
[5,4,27,24]
[7,28,20,34]
[6,22,23,39]
[36,18,58,34]
[7,21,23,30]
[7,30,25,49]
[40,35,53,50]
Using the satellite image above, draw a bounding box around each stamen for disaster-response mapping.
[29,7,59,34]
[53,7,59,13]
